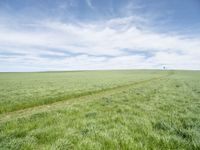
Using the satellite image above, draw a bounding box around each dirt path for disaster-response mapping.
[0,73,172,123]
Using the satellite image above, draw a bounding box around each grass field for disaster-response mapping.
[0,70,200,149]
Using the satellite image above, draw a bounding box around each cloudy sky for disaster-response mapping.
[0,0,200,71]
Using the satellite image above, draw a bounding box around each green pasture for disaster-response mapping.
[0,70,199,149]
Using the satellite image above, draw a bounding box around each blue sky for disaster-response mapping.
[0,0,200,71]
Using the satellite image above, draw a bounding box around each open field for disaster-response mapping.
[0,70,200,149]
[0,70,168,114]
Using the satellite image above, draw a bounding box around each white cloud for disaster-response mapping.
[0,16,200,71]
[86,0,94,10]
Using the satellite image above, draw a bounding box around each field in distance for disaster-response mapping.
[0,70,200,149]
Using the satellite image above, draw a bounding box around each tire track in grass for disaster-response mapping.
[0,73,173,123]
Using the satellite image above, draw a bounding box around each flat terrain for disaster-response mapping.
[0,70,200,149]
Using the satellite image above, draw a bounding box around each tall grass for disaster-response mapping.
[0,70,167,113]
[0,70,199,149]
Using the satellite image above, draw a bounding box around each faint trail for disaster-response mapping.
[0,72,173,123]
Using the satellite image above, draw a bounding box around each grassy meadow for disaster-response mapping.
[0,70,200,149]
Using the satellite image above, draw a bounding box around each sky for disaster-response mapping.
[0,0,200,71]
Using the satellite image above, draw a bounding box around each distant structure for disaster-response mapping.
[163,66,166,70]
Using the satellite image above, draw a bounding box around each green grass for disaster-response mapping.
[0,70,167,114]
[0,70,200,149]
